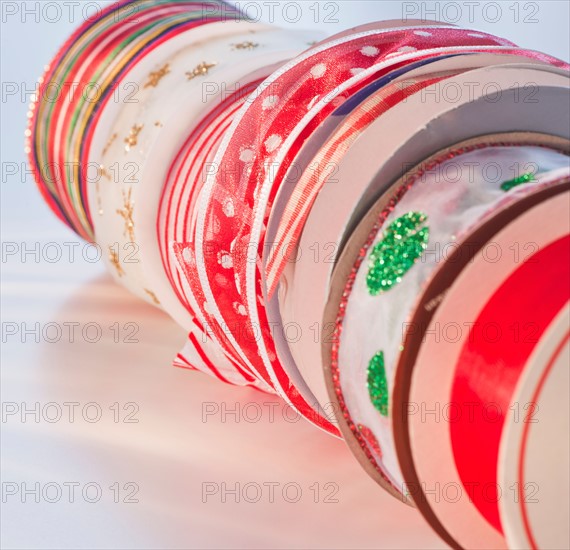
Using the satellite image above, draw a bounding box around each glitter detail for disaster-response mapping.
[500,172,535,191]
[232,41,258,50]
[144,288,160,305]
[144,63,170,88]
[367,351,389,416]
[358,424,383,457]
[98,165,111,181]
[102,133,117,156]
[116,188,135,243]
[124,124,143,152]
[95,178,103,216]
[108,246,124,277]
[366,211,429,295]
[186,61,217,80]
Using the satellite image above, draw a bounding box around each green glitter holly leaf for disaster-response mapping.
[500,172,535,192]
[366,211,430,295]
[367,350,389,416]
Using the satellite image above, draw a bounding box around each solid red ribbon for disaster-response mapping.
[450,234,570,533]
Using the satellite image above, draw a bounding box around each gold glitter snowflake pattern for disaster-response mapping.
[124,124,143,152]
[144,63,170,88]
[108,246,124,277]
[232,41,258,50]
[186,62,217,81]
[102,133,117,156]
[144,288,160,305]
[116,188,135,243]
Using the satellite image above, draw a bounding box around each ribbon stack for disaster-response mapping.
[28,1,569,548]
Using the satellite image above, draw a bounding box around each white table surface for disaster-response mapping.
[1,211,448,549]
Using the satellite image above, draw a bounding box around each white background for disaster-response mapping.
[1,1,568,549]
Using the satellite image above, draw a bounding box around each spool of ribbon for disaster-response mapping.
[28,0,243,239]
[393,185,569,548]
[323,139,569,499]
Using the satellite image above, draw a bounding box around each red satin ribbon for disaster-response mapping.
[450,234,570,533]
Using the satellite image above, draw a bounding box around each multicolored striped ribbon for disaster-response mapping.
[28,0,243,240]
